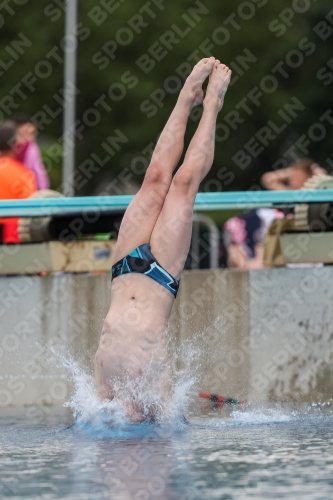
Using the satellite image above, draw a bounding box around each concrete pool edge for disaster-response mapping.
[0,268,332,407]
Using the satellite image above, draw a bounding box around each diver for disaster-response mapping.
[95,57,232,421]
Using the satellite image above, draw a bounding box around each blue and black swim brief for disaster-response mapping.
[111,243,180,298]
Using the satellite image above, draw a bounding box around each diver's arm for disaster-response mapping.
[261,168,293,191]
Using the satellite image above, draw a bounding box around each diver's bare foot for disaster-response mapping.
[180,57,215,107]
[204,61,232,111]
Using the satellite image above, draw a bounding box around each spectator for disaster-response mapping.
[223,159,327,269]
[13,114,50,190]
[0,121,37,243]
[224,208,284,269]
[261,158,327,190]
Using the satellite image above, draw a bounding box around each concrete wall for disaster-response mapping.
[168,270,249,400]
[249,267,333,403]
[1,267,333,407]
[0,274,110,408]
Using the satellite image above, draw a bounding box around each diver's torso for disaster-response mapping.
[95,273,174,397]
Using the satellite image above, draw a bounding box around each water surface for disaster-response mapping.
[1,403,333,499]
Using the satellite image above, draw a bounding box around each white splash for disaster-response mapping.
[231,408,294,424]
[54,334,199,431]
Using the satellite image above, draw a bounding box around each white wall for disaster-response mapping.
[1,267,332,407]
[249,267,333,403]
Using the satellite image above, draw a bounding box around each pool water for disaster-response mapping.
[1,403,333,499]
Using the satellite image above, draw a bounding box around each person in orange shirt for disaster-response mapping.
[0,121,37,243]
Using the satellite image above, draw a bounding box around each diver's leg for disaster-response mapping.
[149,57,216,174]
[150,62,232,277]
[112,57,216,263]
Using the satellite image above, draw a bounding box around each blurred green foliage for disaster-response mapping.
[40,143,63,191]
[1,0,332,194]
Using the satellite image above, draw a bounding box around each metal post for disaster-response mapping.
[192,214,220,269]
[62,0,78,197]
[191,220,200,269]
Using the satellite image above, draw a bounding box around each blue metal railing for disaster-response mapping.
[0,190,332,217]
